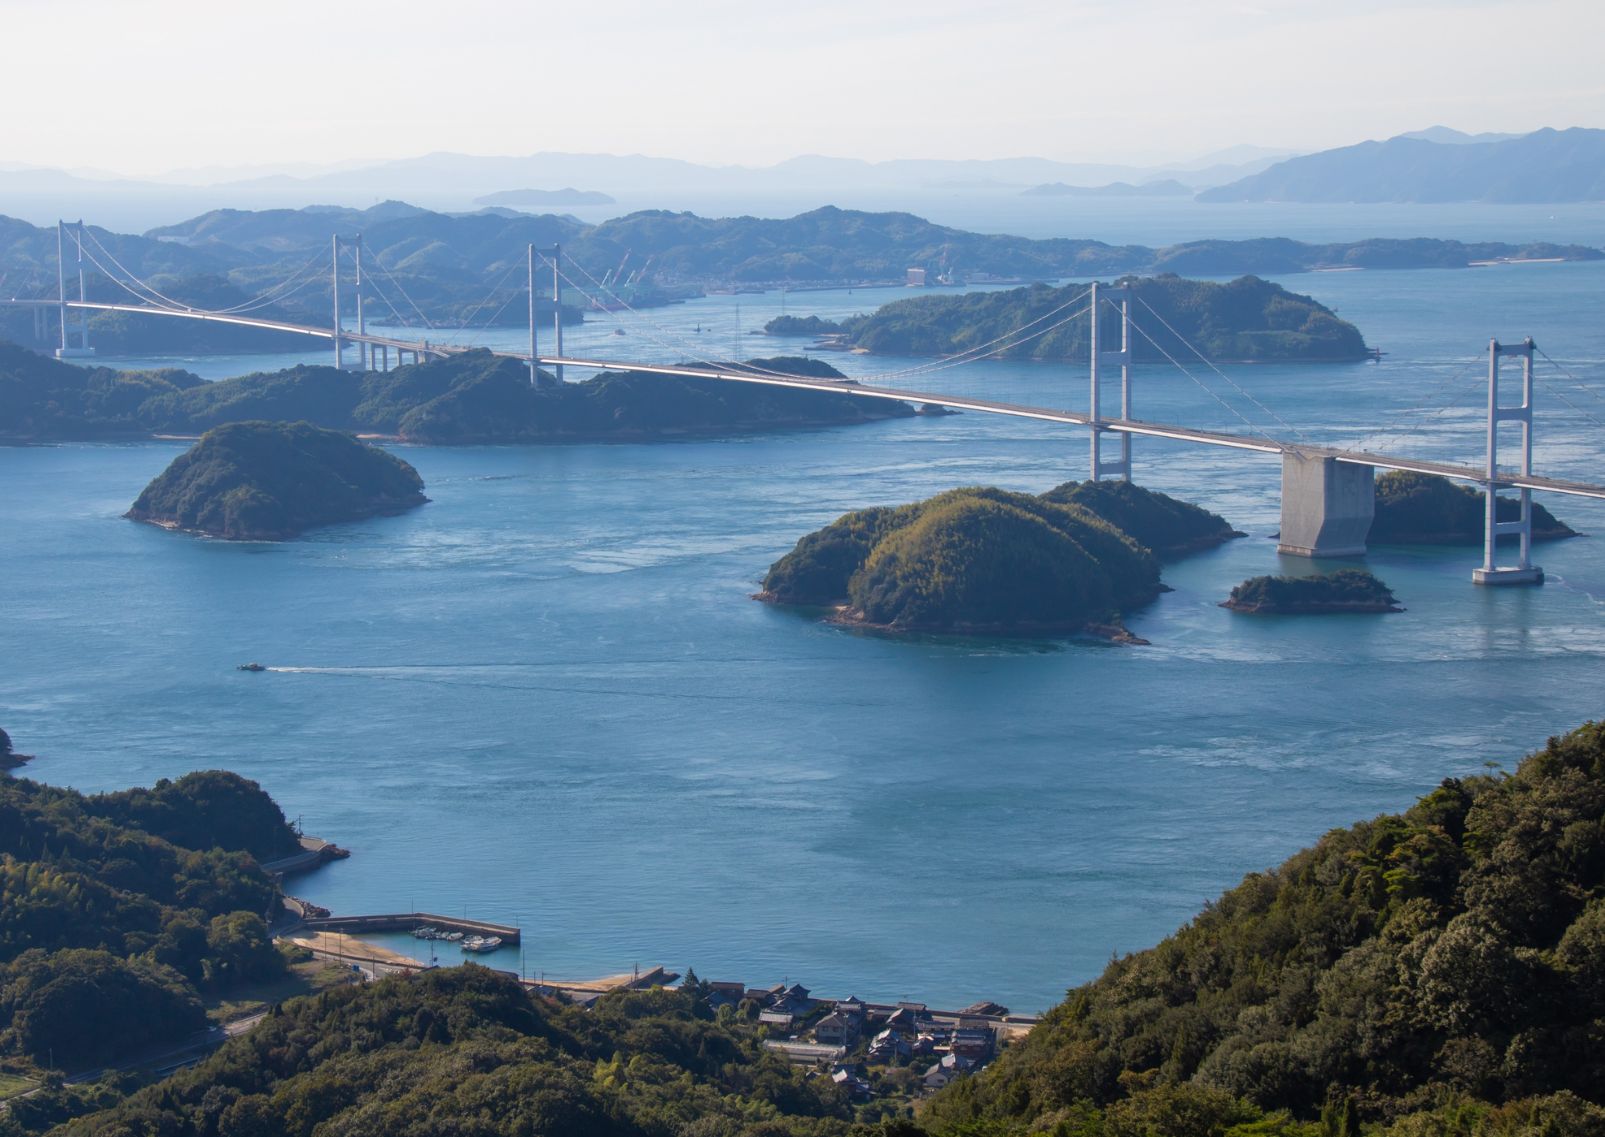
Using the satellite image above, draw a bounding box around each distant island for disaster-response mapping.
[474,187,617,207]
[126,421,428,540]
[759,482,1238,639]
[2,203,1597,356]
[1223,568,1403,614]
[0,343,913,444]
[1022,179,1192,197]
[1199,126,1605,203]
[1372,471,1577,544]
[763,314,844,337]
[841,274,1370,363]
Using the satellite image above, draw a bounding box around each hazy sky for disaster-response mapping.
[6,0,1602,175]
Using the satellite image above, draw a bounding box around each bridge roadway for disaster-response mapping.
[542,355,1605,503]
[7,298,1604,502]
[2,298,456,357]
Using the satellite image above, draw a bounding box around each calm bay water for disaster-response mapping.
[4,253,1605,1013]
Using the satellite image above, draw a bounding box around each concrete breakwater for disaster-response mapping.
[260,835,350,877]
[300,911,521,945]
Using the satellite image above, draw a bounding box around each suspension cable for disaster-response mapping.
[78,226,332,317]
[360,249,435,329]
[1535,347,1605,431]
[1124,319,1282,445]
[1133,295,1309,443]
[558,248,1097,384]
[1344,353,1486,454]
[434,263,524,345]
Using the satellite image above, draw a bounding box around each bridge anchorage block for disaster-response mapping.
[1277,453,1374,558]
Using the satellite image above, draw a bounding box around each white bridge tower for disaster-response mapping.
[1087,281,1132,481]
[1473,337,1543,585]
[55,221,95,359]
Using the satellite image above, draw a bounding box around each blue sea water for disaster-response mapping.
[4,250,1604,1013]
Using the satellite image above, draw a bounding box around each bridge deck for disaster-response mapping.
[5,298,1601,501]
[542,356,1605,502]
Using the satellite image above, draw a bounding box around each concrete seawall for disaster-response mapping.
[260,835,349,877]
[301,912,521,944]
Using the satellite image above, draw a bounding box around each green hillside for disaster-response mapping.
[761,481,1238,637]
[843,275,1368,363]
[126,421,428,540]
[921,721,1605,1135]
[0,765,296,1073]
[0,345,911,443]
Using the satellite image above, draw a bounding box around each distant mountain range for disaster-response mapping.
[474,188,616,207]
[0,149,1297,231]
[1201,127,1605,203]
[1022,180,1192,198]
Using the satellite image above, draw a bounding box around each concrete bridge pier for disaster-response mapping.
[1277,452,1374,557]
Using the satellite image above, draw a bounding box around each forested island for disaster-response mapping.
[126,421,428,540]
[1371,471,1577,545]
[839,275,1369,363]
[759,482,1238,639]
[1039,479,1246,557]
[7,721,1605,1135]
[0,344,912,444]
[1223,569,1403,614]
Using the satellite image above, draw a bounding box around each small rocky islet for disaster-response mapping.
[125,420,428,541]
[757,481,1242,640]
[1222,568,1404,614]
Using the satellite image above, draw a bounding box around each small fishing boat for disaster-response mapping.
[237,662,267,672]
[461,935,503,953]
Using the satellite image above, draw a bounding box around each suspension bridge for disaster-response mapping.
[6,219,1605,586]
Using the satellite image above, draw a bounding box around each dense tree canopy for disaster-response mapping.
[1039,480,1243,558]
[1224,570,1402,614]
[1370,472,1575,546]
[0,346,911,444]
[0,770,295,1069]
[847,490,1159,633]
[921,721,1605,1135]
[125,420,428,540]
[842,276,1368,363]
[39,969,864,1137]
[760,482,1239,635]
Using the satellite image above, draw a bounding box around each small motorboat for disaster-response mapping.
[461,935,503,953]
[237,662,267,672]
